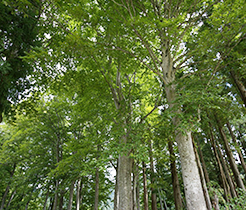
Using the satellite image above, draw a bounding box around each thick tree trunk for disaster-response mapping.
[226,122,246,174]
[94,167,99,210]
[168,141,183,210]
[192,137,212,210]
[118,153,133,210]
[165,83,206,210]
[142,162,149,210]
[217,120,245,191]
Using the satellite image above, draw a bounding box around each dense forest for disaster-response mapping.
[0,0,246,209]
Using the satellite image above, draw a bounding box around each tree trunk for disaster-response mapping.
[53,180,59,210]
[114,161,119,210]
[216,119,245,191]
[118,153,133,210]
[167,141,183,210]
[197,141,210,184]
[165,83,207,210]
[6,190,16,209]
[132,161,140,210]
[217,143,237,198]
[68,181,74,210]
[94,167,99,210]
[230,70,246,106]
[226,122,246,174]
[192,136,212,210]
[142,162,149,210]
[43,190,49,210]
[149,140,157,210]
[210,129,231,201]
[76,178,81,210]
[58,190,64,210]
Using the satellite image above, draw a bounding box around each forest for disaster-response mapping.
[0,0,246,209]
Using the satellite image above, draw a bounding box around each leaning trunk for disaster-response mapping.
[216,118,245,191]
[165,84,207,210]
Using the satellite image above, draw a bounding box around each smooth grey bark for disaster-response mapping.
[168,141,183,210]
[165,83,207,210]
[142,162,149,210]
[227,122,246,174]
[118,153,133,210]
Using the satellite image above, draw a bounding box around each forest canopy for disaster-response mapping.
[0,0,246,210]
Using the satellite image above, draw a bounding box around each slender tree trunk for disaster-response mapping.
[216,118,245,191]
[58,190,64,210]
[192,136,212,210]
[52,180,59,210]
[210,129,231,201]
[25,200,30,210]
[0,164,16,210]
[197,141,210,184]
[143,162,149,210]
[114,161,119,210]
[68,181,75,210]
[226,122,246,174]
[43,190,49,210]
[0,185,10,210]
[230,70,246,106]
[148,140,157,210]
[76,178,81,210]
[132,161,139,210]
[6,190,16,209]
[167,141,183,210]
[94,167,99,210]
[165,82,207,210]
[217,143,237,198]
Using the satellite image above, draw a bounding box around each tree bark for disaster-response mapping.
[76,178,81,210]
[43,190,49,210]
[192,136,212,210]
[230,70,246,106]
[216,118,245,191]
[132,161,140,210]
[142,162,149,210]
[167,141,183,210]
[165,81,207,210]
[210,129,231,201]
[197,141,210,184]
[118,153,133,210]
[114,161,119,210]
[53,180,59,210]
[226,122,246,174]
[217,143,237,198]
[148,140,157,210]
